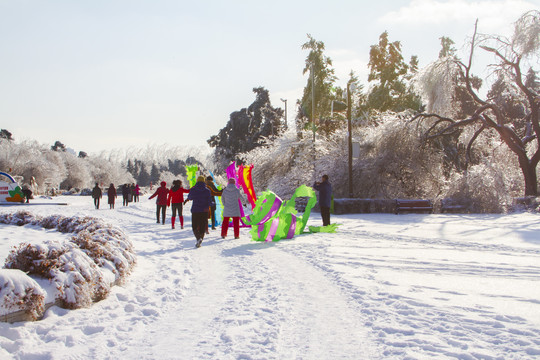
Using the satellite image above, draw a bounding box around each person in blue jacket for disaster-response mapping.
[185,176,213,248]
[313,174,332,226]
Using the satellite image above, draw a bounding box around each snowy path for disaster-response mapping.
[1,197,540,359]
[111,202,372,359]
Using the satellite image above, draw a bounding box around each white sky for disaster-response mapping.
[0,0,537,154]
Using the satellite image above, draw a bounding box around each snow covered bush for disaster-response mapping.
[237,107,526,213]
[0,269,45,321]
[241,115,448,201]
[53,244,111,308]
[1,212,136,315]
[4,241,110,309]
[72,228,136,282]
[355,113,446,199]
[445,163,514,213]
[0,211,35,226]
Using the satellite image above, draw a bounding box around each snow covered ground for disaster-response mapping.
[1,195,539,359]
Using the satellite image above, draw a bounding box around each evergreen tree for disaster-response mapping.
[134,159,141,178]
[168,159,186,176]
[208,87,284,168]
[186,156,201,166]
[127,159,135,176]
[296,34,337,136]
[438,36,456,58]
[51,141,67,152]
[137,163,150,186]
[150,164,160,184]
[366,31,422,112]
[0,129,14,141]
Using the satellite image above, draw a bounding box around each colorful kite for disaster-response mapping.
[225,162,252,228]
[186,165,199,187]
[208,170,223,226]
[237,164,257,209]
[242,184,338,242]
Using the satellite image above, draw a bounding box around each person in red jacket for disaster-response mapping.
[149,181,169,224]
[167,179,190,229]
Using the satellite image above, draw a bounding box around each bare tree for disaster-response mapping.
[413,11,540,196]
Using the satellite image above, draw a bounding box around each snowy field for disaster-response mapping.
[1,195,539,359]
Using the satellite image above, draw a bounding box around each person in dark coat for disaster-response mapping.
[186,176,213,248]
[22,186,33,204]
[205,176,222,231]
[149,181,169,224]
[107,183,117,209]
[92,182,102,209]
[122,184,131,206]
[313,174,332,226]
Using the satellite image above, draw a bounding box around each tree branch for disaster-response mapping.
[466,125,485,165]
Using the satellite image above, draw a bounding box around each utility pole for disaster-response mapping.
[347,82,356,198]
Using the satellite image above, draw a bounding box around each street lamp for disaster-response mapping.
[311,63,315,142]
[347,82,356,198]
[280,98,287,130]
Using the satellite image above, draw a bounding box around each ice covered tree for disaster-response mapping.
[59,153,92,190]
[208,87,284,169]
[414,11,540,196]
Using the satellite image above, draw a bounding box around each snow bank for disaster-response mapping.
[0,211,136,320]
[0,269,45,321]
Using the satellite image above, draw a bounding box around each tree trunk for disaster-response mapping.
[519,158,538,196]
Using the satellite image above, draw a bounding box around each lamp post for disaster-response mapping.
[280,98,287,130]
[311,64,316,142]
[347,82,356,198]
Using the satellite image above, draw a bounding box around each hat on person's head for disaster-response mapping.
[206,176,213,181]
[160,181,166,186]
[197,176,205,183]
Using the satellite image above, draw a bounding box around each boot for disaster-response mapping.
[171,217,175,229]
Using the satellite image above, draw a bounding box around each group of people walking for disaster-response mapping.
[149,176,243,248]
[90,173,332,249]
[92,183,140,209]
